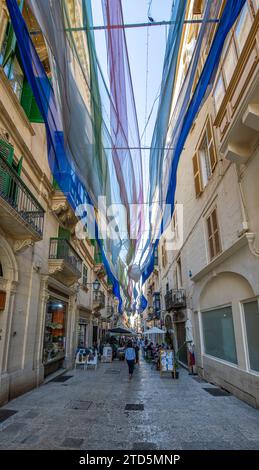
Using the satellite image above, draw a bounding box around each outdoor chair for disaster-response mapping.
[86,350,98,370]
[74,351,88,370]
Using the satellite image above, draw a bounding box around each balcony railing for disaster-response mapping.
[93,290,105,309]
[49,238,82,275]
[106,306,114,318]
[0,152,44,236]
[164,289,186,311]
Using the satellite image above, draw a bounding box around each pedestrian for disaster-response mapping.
[134,341,140,365]
[125,340,136,380]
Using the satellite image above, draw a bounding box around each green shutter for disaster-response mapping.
[0,140,14,197]
[58,226,71,241]
[52,177,60,190]
[57,226,71,259]
[2,24,16,68]
[29,93,44,123]
[16,156,23,176]
[21,79,44,123]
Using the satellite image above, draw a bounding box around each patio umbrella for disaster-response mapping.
[108,327,137,336]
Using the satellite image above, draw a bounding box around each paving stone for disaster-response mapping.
[0,409,18,423]
[62,438,84,448]
[0,358,258,450]
[23,411,39,419]
[203,387,231,397]
[1,422,26,434]
[132,442,157,450]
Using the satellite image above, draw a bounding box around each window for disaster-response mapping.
[214,74,225,114]
[223,42,238,87]
[176,257,182,289]
[154,247,158,266]
[202,306,237,364]
[161,242,167,268]
[83,265,88,287]
[172,206,179,241]
[206,207,221,260]
[193,0,204,15]
[252,0,259,13]
[193,119,217,196]
[243,300,259,373]
[234,3,253,54]
[3,54,24,101]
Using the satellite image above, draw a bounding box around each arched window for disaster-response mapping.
[0,262,3,277]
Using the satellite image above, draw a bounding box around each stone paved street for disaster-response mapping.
[1,358,259,450]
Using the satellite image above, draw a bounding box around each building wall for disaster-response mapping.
[157,2,259,405]
[0,2,114,405]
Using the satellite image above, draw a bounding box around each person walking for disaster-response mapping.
[134,341,140,365]
[125,340,136,380]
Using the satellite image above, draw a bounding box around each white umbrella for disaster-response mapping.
[143,327,165,335]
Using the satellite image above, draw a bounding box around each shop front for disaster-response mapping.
[77,309,91,348]
[43,297,67,377]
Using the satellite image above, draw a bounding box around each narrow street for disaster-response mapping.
[1,358,259,451]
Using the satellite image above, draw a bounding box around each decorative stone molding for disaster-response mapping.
[48,263,64,275]
[246,232,259,257]
[51,192,77,229]
[13,238,35,253]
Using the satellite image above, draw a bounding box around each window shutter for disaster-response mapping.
[0,139,14,165]
[207,208,221,260]
[0,139,14,197]
[21,80,44,123]
[16,156,23,176]
[207,121,217,172]
[192,152,202,197]
[58,226,71,241]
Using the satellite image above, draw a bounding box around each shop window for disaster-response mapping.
[214,74,225,113]
[43,299,67,365]
[202,306,237,364]
[243,300,259,373]
[223,41,238,87]
[234,3,253,55]
[206,207,221,260]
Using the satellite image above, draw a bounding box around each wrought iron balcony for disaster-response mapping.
[106,305,114,318]
[0,151,44,240]
[48,238,82,285]
[164,289,186,311]
[93,290,105,310]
